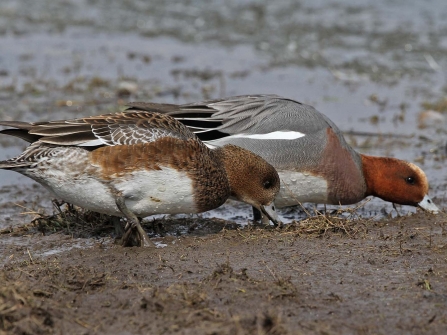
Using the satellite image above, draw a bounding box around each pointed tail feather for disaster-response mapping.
[0,121,34,130]
[0,121,41,143]
[0,129,41,143]
[0,159,31,170]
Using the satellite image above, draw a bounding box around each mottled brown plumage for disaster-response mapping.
[89,138,231,212]
[0,109,281,246]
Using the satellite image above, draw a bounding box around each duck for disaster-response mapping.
[125,94,440,219]
[0,108,280,246]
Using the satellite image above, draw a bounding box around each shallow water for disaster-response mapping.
[0,0,446,228]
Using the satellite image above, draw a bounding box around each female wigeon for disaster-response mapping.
[0,110,280,246]
[127,94,440,217]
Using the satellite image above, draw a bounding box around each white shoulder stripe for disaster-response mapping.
[227,131,305,140]
[204,143,217,149]
[77,139,104,147]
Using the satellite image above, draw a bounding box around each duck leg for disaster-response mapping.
[392,203,402,217]
[112,216,124,236]
[115,192,152,247]
[112,216,140,246]
[253,206,262,222]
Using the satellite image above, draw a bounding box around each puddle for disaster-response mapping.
[154,241,168,249]
[0,233,98,266]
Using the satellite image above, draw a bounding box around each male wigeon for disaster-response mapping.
[0,109,280,246]
[127,94,440,218]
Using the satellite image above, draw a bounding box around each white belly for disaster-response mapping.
[275,171,328,208]
[37,167,197,217]
[113,168,196,216]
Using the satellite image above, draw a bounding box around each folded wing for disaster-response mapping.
[0,110,196,147]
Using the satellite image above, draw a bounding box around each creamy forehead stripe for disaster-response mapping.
[227,131,305,140]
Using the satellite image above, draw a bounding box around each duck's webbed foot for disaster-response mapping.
[115,192,152,247]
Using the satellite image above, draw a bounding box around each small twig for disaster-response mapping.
[27,248,34,264]
[262,260,278,282]
[17,268,35,278]
[75,318,91,329]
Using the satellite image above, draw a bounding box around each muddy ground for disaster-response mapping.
[1,209,446,335]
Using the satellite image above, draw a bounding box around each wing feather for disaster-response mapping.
[0,110,196,147]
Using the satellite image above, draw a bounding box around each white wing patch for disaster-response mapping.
[228,131,305,140]
[77,139,104,147]
[204,143,217,149]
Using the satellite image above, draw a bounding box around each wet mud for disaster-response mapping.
[1,212,447,334]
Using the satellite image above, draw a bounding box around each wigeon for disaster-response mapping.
[127,94,440,219]
[0,109,280,246]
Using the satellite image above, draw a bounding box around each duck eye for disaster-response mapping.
[405,176,415,185]
[263,180,272,189]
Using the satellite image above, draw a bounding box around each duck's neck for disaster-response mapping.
[361,154,384,198]
[211,145,246,199]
